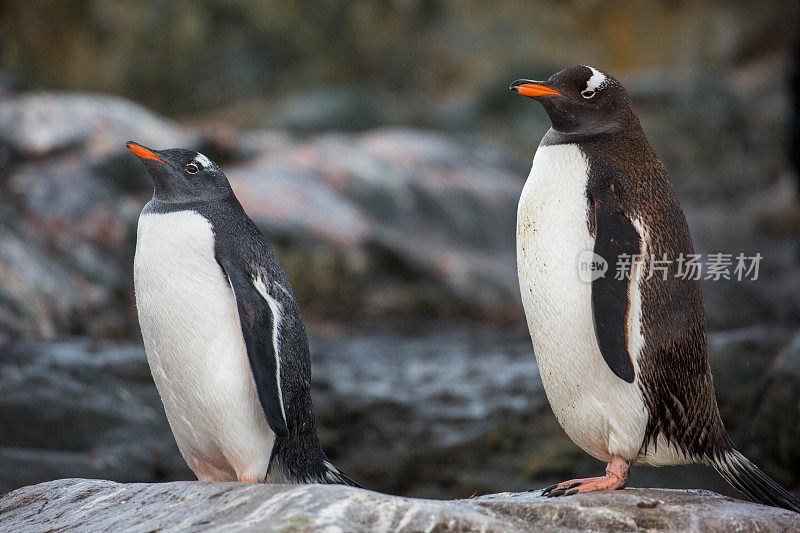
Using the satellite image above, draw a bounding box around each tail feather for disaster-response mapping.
[709,449,800,513]
[323,460,362,488]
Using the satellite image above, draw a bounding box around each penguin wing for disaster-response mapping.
[219,257,290,438]
[591,189,640,383]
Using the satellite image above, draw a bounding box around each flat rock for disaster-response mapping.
[1,479,798,532]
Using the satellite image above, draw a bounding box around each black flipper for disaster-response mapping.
[591,190,640,383]
[219,258,289,439]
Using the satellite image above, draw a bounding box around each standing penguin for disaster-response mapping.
[127,141,358,486]
[510,66,799,511]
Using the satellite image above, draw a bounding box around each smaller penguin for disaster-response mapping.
[510,66,800,512]
[127,141,359,486]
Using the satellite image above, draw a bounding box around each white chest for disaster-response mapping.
[516,143,647,463]
[134,209,274,481]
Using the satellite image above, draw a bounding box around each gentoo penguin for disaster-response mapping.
[510,66,800,511]
[127,141,359,486]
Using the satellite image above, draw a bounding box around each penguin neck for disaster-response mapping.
[540,125,661,180]
[540,123,643,148]
[143,191,237,216]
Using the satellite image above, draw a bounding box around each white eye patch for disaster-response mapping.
[193,152,213,169]
[582,66,607,98]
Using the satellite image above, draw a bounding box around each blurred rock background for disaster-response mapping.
[0,0,798,501]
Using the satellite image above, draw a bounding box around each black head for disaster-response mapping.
[510,65,640,137]
[126,141,233,203]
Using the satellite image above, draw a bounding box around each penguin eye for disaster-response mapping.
[185,163,199,174]
[581,89,596,99]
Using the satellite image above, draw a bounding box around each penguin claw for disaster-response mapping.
[542,486,579,498]
[541,483,559,495]
[540,481,582,497]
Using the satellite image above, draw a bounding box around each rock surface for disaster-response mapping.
[1,90,798,337]
[226,128,525,321]
[0,92,527,337]
[2,479,799,532]
[742,330,800,490]
[0,339,189,493]
[1,325,797,500]
[0,93,195,338]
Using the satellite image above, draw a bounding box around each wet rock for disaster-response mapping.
[0,93,193,159]
[226,128,525,320]
[267,88,395,132]
[0,329,542,497]
[0,94,195,338]
[2,326,796,500]
[2,479,799,532]
[0,339,190,494]
[0,91,528,335]
[2,89,797,336]
[742,330,800,490]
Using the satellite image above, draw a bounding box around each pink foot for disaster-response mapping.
[541,456,630,497]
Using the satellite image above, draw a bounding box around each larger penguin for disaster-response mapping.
[510,66,799,511]
[127,141,358,486]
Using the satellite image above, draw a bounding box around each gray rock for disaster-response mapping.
[2,326,796,501]
[227,128,525,319]
[741,330,800,490]
[1,89,797,335]
[267,88,396,132]
[0,93,192,158]
[0,339,191,494]
[682,175,800,330]
[0,93,196,338]
[2,479,798,532]
[0,330,543,497]
[0,91,528,334]
[0,192,133,338]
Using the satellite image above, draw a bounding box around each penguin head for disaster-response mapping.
[126,142,232,203]
[510,65,639,136]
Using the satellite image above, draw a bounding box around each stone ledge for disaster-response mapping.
[1,479,799,532]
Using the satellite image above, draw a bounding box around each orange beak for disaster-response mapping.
[509,80,563,98]
[126,142,165,163]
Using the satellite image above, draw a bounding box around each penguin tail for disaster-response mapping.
[708,448,800,512]
[322,460,363,488]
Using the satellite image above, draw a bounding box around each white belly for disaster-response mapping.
[516,143,647,464]
[134,208,275,481]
